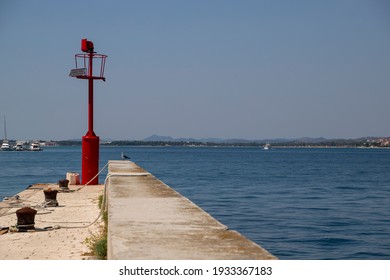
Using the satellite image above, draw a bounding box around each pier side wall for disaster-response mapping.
[106,160,276,260]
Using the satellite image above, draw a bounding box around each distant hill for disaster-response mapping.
[143,135,176,142]
[141,135,390,147]
[143,135,324,144]
[143,135,258,143]
[53,135,390,147]
[144,135,217,143]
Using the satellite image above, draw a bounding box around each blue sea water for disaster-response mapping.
[1,146,390,260]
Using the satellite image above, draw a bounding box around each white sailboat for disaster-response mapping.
[1,116,11,151]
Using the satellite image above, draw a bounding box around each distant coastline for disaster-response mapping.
[3,136,389,149]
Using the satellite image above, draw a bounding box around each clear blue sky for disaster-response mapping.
[1,0,389,140]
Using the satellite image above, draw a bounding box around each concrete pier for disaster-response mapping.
[0,183,104,259]
[0,160,276,260]
[107,160,276,260]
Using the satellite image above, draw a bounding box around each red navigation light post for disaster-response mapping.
[69,39,107,185]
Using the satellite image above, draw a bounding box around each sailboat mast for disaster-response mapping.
[3,116,7,141]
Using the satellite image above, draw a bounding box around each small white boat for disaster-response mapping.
[1,116,11,151]
[263,143,271,150]
[13,141,25,151]
[30,142,43,151]
[0,140,11,151]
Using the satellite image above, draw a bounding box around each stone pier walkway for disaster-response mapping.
[107,160,276,260]
[0,183,104,260]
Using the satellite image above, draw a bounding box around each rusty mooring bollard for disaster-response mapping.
[58,179,70,191]
[43,188,59,207]
[16,207,37,230]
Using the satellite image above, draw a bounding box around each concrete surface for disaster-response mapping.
[0,183,104,259]
[1,160,277,260]
[107,160,277,260]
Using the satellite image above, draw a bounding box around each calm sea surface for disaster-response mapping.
[1,146,390,260]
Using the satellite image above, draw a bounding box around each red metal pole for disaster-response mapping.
[81,48,99,185]
[88,50,94,135]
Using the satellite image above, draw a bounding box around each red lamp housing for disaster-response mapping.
[81,38,94,52]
